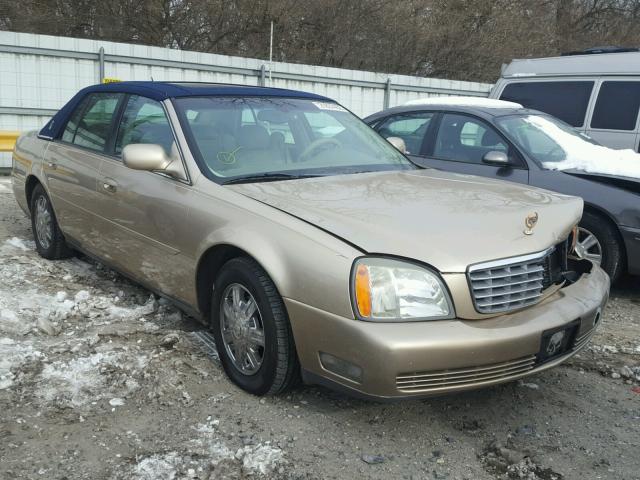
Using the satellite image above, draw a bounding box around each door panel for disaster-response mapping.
[44,92,123,249]
[44,142,103,245]
[91,94,195,302]
[94,159,194,302]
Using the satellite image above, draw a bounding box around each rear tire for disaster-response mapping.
[30,184,73,260]
[210,257,299,395]
[578,211,623,282]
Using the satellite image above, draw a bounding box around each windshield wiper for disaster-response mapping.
[222,173,322,185]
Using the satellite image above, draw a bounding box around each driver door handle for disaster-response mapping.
[102,179,117,193]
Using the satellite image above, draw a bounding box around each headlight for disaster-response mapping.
[351,257,454,321]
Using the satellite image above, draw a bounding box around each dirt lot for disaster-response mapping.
[0,176,638,480]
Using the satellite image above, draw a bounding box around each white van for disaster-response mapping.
[490,48,640,151]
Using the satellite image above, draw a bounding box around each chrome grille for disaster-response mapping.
[396,355,536,393]
[468,248,554,314]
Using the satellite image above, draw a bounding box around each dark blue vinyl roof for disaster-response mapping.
[39,81,331,139]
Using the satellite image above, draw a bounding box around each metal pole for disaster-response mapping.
[98,47,105,83]
[383,78,392,109]
[260,65,266,87]
[269,21,274,85]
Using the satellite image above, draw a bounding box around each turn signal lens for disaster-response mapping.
[354,263,372,318]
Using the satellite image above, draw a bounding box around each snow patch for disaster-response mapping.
[39,350,148,407]
[512,115,640,179]
[132,452,181,480]
[404,96,523,109]
[0,181,12,194]
[74,290,90,303]
[0,337,43,390]
[236,444,284,476]
[4,237,32,251]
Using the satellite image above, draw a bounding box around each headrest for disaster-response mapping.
[257,109,288,124]
[238,125,270,149]
[270,131,286,146]
[481,129,503,147]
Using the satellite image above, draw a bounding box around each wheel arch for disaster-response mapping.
[195,243,287,324]
[24,174,43,212]
[582,201,627,273]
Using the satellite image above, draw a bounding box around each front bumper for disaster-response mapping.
[620,225,640,276]
[286,265,610,400]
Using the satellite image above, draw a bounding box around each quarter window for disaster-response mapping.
[433,114,510,165]
[590,81,640,131]
[115,96,174,156]
[376,112,434,155]
[500,81,594,127]
[70,93,121,152]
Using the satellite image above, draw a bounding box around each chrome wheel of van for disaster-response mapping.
[574,227,603,265]
[220,283,265,375]
[34,195,53,250]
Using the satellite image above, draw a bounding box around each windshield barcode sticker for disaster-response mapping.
[312,101,347,112]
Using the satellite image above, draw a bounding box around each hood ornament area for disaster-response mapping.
[524,212,539,235]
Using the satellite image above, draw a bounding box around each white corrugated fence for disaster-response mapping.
[0,31,492,168]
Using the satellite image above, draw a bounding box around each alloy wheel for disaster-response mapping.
[219,283,266,375]
[573,227,603,265]
[34,196,53,250]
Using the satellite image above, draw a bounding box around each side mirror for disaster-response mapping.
[482,150,510,167]
[122,143,185,179]
[386,136,407,153]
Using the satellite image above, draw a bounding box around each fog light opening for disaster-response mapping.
[319,352,363,384]
[594,309,602,326]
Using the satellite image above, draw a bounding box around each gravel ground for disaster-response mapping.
[0,177,638,480]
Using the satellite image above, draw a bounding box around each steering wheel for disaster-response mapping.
[298,138,341,163]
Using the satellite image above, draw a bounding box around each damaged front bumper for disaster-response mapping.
[287,264,610,400]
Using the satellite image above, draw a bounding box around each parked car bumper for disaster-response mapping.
[620,225,640,276]
[287,264,609,400]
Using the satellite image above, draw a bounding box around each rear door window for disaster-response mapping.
[500,81,594,127]
[61,96,91,143]
[67,93,122,152]
[590,81,640,131]
[375,112,434,155]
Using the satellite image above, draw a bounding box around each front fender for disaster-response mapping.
[190,188,362,320]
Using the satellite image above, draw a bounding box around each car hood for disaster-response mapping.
[228,169,582,273]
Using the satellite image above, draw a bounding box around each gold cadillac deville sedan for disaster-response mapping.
[12,82,609,399]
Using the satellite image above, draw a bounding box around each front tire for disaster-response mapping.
[210,257,299,395]
[30,184,73,260]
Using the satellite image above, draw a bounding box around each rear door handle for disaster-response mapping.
[102,179,117,193]
[47,162,57,170]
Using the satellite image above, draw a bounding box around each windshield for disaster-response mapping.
[496,114,640,179]
[174,96,414,182]
[496,114,599,164]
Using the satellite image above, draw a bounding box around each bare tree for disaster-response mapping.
[2,0,640,82]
